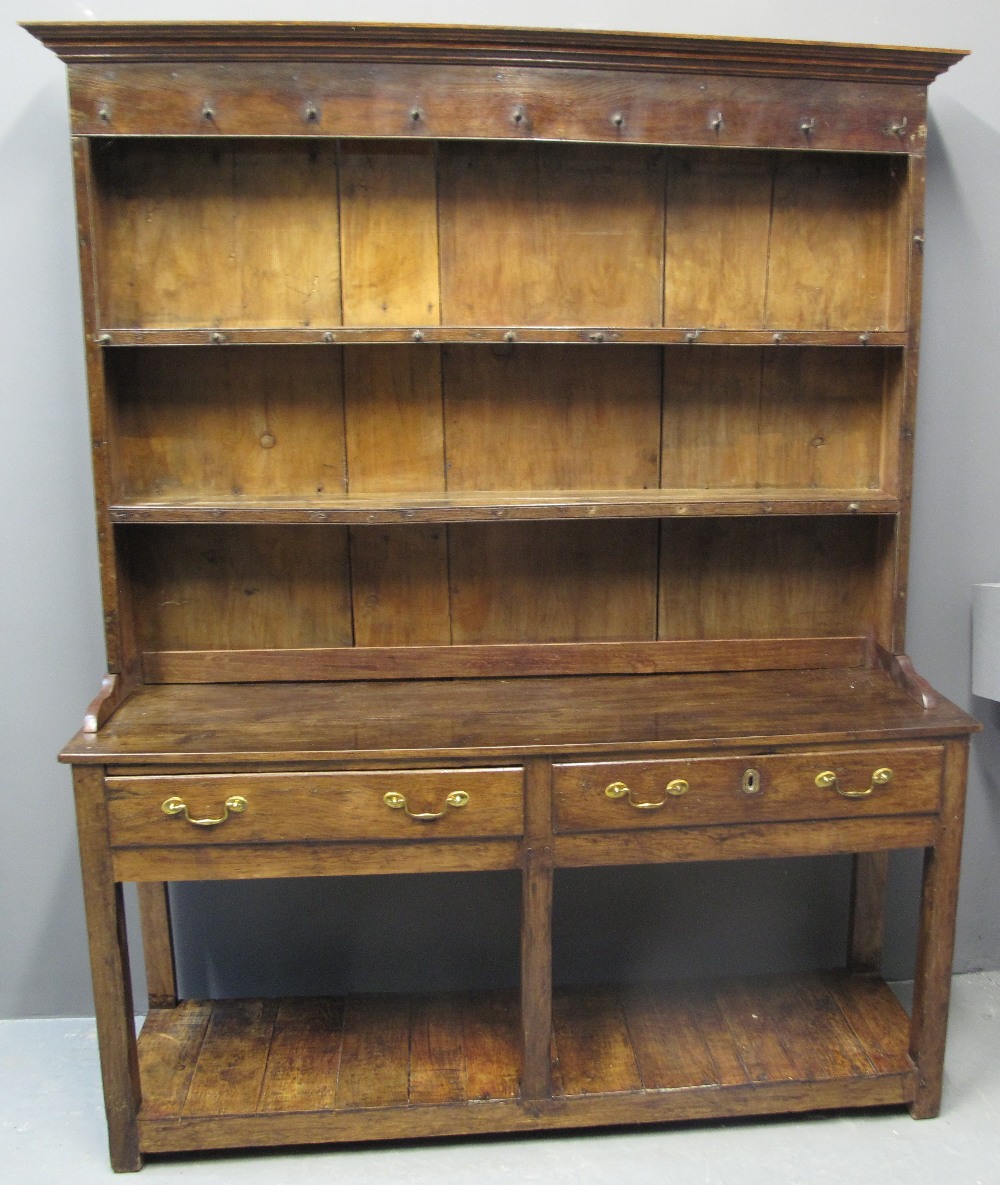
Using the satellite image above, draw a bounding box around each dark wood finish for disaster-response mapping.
[96,328,910,346]
[909,738,970,1117]
[127,971,914,1154]
[112,840,523,883]
[848,852,890,973]
[106,768,524,846]
[83,673,132,733]
[520,759,553,1100]
[36,20,975,1171]
[553,745,943,831]
[139,637,868,684]
[135,883,176,1009]
[111,492,902,526]
[72,767,142,1172]
[61,667,972,767]
[24,23,965,83]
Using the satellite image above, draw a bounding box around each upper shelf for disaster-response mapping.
[87,140,912,336]
[95,329,909,348]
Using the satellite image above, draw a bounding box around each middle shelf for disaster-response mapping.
[104,344,904,511]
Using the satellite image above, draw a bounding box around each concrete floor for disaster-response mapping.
[2,971,998,1185]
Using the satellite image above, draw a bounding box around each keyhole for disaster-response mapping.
[742,768,761,795]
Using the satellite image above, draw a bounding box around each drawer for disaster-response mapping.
[553,746,943,833]
[106,768,523,846]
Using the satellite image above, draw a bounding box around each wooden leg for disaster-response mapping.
[848,852,889,973]
[137,883,178,1009]
[73,766,143,1172]
[520,759,553,1101]
[908,738,970,1119]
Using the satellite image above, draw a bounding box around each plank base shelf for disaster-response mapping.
[137,973,916,1155]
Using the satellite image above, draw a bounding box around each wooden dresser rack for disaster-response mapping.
[27,21,975,1171]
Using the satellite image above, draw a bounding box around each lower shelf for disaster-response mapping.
[137,971,916,1154]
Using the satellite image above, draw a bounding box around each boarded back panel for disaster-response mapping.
[659,517,881,640]
[128,524,354,651]
[439,142,664,326]
[758,349,885,490]
[95,140,341,329]
[450,521,658,644]
[766,154,905,331]
[661,347,763,489]
[665,149,773,329]
[444,345,662,491]
[350,525,452,646]
[339,141,441,325]
[662,347,887,492]
[343,346,446,494]
[112,346,346,500]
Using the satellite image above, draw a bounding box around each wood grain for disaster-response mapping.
[183,999,277,1116]
[552,987,642,1095]
[136,882,177,1009]
[659,517,882,640]
[343,346,445,494]
[439,142,664,325]
[463,991,522,1101]
[72,766,143,1171]
[112,346,346,501]
[766,154,907,331]
[443,345,662,491]
[339,141,440,325]
[138,1002,211,1119]
[95,140,341,329]
[665,150,773,328]
[335,995,410,1109]
[449,521,658,644]
[106,767,524,846]
[408,994,467,1105]
[63,665,972,768]
[127,524,354,651]
[553,744,944,833]
[350,525,452,647]
[909,738,971,1117]
[259,998,344,1113]
[621,981,724,1089]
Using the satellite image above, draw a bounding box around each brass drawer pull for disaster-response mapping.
[383,789,470,821]
[162,795,248,826]
[815,767,893,799]
[605,779,688,809]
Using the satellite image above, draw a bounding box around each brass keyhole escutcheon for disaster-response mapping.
[742,768,762,795]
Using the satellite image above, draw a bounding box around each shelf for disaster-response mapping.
[135,972,915,1154]
[110,490,900,525]
[95,327,909,348]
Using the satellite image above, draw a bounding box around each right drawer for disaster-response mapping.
[553,745,944,833]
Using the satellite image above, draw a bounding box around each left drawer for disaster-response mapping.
[105,768,524,845]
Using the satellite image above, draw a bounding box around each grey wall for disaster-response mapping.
[2,0,999,1019]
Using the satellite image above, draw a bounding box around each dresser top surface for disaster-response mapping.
[62,667,975,767]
